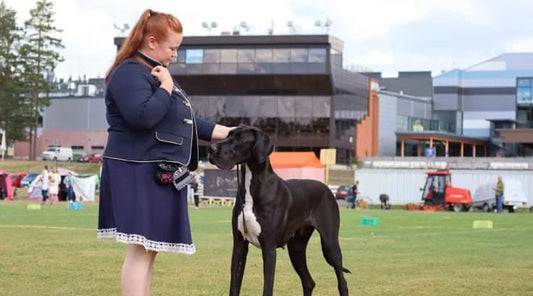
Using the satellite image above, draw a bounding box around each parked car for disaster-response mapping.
[10,172,27,187]
[335,185,352,200]
[20,172,39,187]
[72,150,87,162]
[41,146,73,161]
[79,153,102,163]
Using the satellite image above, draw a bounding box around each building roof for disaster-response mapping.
[115,34,345,52]
[396,131,489,144]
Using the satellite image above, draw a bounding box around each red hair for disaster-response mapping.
[105,9,183,82]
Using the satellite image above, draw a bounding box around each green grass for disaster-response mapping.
[0,201,532,296]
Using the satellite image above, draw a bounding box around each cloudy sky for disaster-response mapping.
[4,0,533,80]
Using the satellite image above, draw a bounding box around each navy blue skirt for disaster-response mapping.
[97,158,195,254]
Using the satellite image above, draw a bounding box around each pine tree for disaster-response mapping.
[18,0,64,159]
[0,1,28,146]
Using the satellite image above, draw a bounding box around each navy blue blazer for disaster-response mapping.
[103,58,215,171]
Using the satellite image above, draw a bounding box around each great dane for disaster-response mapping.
[208,125,350,296]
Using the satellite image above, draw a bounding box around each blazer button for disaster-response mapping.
[183,100,191,107]
[183,119,193,124]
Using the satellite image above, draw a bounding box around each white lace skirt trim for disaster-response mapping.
[97,228,196,254]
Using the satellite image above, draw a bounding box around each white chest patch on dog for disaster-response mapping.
[237,165,262,248]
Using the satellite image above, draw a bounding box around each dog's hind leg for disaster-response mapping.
[287,226,316,296]
[317,228,349,296]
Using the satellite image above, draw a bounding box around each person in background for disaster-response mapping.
[40,165,49,205]
[379,193,391,210]
[63,171,74,203]
[97,9,233,296]
[494,175,505,213]
[350,181,359,209]
[192,171,201,210]
[48,168,61,205]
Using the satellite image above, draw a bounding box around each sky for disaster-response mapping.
[4,0,533,80]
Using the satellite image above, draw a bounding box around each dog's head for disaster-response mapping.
[208,125,274,170]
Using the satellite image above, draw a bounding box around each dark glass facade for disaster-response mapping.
[516,77,533,129]
[115,35,370,164]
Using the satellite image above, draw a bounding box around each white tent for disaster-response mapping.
[28,168,98,202]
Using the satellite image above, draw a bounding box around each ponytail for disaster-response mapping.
[105,9,183,82]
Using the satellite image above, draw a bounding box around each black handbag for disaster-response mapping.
[155,162,195,191]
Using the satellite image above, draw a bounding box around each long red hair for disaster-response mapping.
[105,9,183,82]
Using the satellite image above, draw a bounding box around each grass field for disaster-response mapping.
[1,200,532,296]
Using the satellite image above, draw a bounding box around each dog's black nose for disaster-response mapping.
[208,143,217,154]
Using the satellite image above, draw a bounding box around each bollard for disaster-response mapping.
[27,204,42,210]
[473,220,493,229]
[68,202,83,210]
[359,216,380,226]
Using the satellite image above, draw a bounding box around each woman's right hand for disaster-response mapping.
[151,66,173,94]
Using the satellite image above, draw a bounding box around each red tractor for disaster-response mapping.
[420,169,472,212]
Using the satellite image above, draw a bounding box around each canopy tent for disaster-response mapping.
[270,152,325,182]
[0,168,14,200]
[28,168,98,202]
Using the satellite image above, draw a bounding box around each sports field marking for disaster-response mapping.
[0,224,94,231]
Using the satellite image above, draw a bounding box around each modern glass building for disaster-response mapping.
[433,53,533,156]
[116,35,371,163]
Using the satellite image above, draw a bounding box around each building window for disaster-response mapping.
[203,49,220,63]
[273,48,290,63]
[330,48,342,66]
[290,48,308,63]
[71,145,84,150]
[177,49,186,63]
[255,49,273,63]
[237,49,255,63]
[185,49,203,64]
[308,48,326,63]
[517,78,533,106]
[91,146,104,150]
[220,49,237,63]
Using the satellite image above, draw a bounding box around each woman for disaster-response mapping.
[97,9,232,296]
[40,165,49,205]
[48,168,61,205]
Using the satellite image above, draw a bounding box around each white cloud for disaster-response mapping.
[3,0,533,79]
[506,38,533,53]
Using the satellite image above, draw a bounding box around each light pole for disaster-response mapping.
[202,21,218,35]
[314,18,332,34]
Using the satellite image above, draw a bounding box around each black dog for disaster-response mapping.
[208,125,350,296]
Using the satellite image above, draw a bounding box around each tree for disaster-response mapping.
[18,0,64,159]
[0,1,28,146]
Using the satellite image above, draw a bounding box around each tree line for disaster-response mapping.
[0,0,63,160]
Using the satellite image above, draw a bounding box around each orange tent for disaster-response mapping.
[270,152,325,168]
[269,152,325,182]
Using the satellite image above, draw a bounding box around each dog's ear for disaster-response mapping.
[252,128,273,163]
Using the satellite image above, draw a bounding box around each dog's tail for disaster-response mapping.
[342,267,351,274]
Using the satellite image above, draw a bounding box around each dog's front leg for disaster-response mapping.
[261,245,277,296]
[229,233,249,296]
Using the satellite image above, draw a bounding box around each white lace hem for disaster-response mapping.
[97,228,196,254]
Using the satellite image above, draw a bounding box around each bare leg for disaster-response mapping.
[121,244,157,296]
[144,251,156,296]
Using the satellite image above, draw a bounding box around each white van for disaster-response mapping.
[472,179,528,212]
[41,146,73,162]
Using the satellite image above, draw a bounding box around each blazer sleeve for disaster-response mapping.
[107,65,172,130]
[196,117,216,141]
